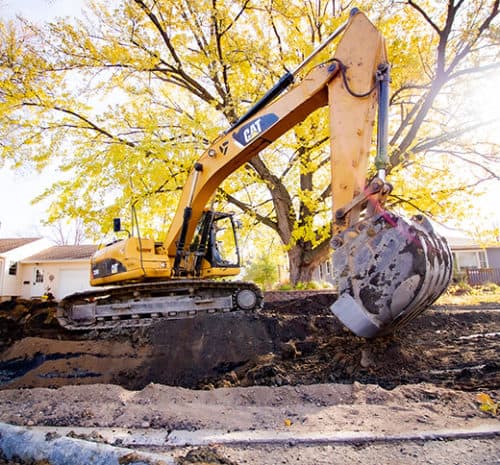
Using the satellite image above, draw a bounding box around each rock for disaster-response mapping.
[280,342,298,360]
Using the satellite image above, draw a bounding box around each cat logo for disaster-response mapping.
[243,119,262,143]
[219,140,229,155]
[233,113,279,147]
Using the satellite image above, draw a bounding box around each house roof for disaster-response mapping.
[447,236,500,250]
[22,244,99,262]
[0,238,41,254]
[446,236,478,249]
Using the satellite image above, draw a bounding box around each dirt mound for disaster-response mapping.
[0,292,498,391]
[177,448,237,465]
[0,299,59,353]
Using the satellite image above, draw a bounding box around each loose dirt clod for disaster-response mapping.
[0,452,51,465]
[176,448,237,465]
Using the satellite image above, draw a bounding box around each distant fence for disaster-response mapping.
[466,268,500,286]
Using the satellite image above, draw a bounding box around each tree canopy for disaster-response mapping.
[0,0,498,282]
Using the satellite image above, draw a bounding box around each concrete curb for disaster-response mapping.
[0,422,174,465]
[168,424,500,447]
[2,422,498,452]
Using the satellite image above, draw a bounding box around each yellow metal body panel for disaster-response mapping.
[90,237,172,286]
[328,14,387,234]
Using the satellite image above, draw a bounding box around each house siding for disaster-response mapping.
[452,249,488,272]
[0,258,4,296]
[314,258,335,286]
[486,247,500,268]
[2,262,19,299]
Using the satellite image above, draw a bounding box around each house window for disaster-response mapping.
[35,269,44,283]
[8,262,18,276]
[455,250,488,271]
[479,252,487,268]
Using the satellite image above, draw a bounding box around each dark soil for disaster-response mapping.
[0,452,49,465]
[0,291,498,392]
[177,448,238,465]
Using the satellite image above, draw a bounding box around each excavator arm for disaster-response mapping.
[164,10,385,259]
[162,9,452,337]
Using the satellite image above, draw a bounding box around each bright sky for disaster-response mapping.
[0,0,498,240]
[0,0,86,22]
[0,0,87,237]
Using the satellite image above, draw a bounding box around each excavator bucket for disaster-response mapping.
[331,211,453,338]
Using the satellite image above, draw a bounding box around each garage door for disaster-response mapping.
[57,269,91,300]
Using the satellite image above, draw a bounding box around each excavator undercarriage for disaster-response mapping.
[57,280,262,331]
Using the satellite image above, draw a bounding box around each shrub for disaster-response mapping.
[244,254,279,290]
[294,280,333,290]
[447,280,474,295]
[480,282,500,293]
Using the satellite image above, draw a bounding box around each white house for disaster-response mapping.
[20,244,99,300]
[0,238,98,301]
[446,236,500,271]
[0,237,52,301]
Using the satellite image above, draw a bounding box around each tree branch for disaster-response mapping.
[429,149,500,179]
[222,190,278,231]
[133,0,221,109]
[407,0,441,35]
[412,120,498,154]
[448,61,500,81]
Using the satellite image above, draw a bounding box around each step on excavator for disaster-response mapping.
[58,9,453,338]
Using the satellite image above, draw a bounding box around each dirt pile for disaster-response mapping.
[0,291,499,392]
[0,381,498,465]
[0,299,58,352]
[0,290,499,465]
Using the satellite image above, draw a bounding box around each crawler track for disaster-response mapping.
[57,280,263,330]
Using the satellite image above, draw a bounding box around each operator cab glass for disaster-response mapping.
[208,214,240,267]
[190,211,240,272]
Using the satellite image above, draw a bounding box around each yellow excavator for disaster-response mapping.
[58,9,453,338]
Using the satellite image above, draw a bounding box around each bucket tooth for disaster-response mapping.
[331,211,453,338]
[331,293,382,338]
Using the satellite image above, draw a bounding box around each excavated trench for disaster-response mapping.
[0,291,499,392]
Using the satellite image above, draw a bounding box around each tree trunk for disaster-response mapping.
[287,239,330,285]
